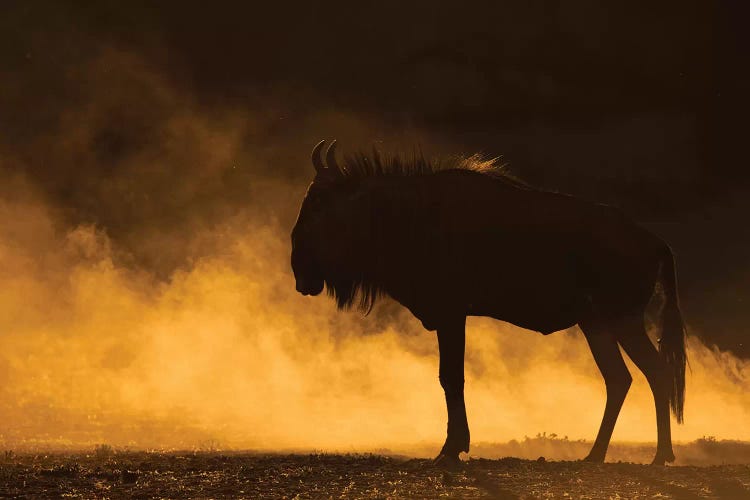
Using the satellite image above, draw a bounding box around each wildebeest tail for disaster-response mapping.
[659,246,687,424]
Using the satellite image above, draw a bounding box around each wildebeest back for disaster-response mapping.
[405,170,662,333]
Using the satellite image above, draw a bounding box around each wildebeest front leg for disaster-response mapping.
[434,316,469,464]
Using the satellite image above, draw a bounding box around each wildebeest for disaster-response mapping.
[291,140,687,466]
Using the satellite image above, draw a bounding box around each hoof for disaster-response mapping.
[439,436,469,457]
[433,453,462,469]
[582,452,605,463]
[651,451,676,466]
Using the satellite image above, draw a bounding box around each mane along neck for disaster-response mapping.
[323,150,530,312]
[339,150,528,188]
[324,176,428,313]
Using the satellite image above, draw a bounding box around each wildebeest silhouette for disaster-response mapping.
[291,140,686,466]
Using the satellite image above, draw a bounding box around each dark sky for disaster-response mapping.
[2,1,748,355]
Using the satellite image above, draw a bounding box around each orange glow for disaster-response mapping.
[0,50,747,457]
[0,199,748,453]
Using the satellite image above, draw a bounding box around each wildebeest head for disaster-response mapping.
[291,140,347,296]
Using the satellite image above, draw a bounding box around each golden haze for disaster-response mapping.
[0,50,748,455]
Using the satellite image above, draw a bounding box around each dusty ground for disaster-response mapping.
[1,452,749,499]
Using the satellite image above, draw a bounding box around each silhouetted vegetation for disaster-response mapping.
[468,435,750,466]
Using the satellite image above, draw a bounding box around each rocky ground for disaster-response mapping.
[1,452,749,499]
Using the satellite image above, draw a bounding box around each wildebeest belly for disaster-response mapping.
[458,246,589,334]
[469,291,586,334]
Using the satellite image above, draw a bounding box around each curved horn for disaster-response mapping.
[325,140,341,175]
[311,140,326,173]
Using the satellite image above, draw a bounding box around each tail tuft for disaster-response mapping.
[659,248,687,423]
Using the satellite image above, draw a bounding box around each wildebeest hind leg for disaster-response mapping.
[579,319,632,462]
[617,319,676,465]
[434,316,469,466]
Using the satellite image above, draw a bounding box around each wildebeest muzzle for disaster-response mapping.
[295,276,324,296]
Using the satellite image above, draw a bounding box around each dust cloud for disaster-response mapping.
[0,49,748,455]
